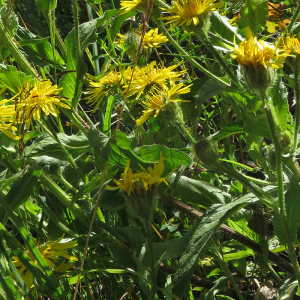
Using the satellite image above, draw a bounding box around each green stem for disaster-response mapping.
[261,93,300,295]
[174,119,196,145]
[293,64,300,153]
[71,0,82,109]
[216,161,276,207]
[212,244,244,300]
[154,18,230,87]
[283,156,300,181]
[143,218,156,300]
[0,21,38,77]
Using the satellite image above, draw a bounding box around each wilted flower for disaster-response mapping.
[13,80,70,129]
[12,235,77,291]
[279,35,300,55]
[159,0,222,30]
[125,61,186,99]
[136,82,191,126]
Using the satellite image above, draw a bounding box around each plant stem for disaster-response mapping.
[174,119,196,145]
[0,21,38,77]
[216,161,276,207]
[293,63,300,153]
[143,217,156,300]
[71,0,82,109]
[261,93,300,295]
[154,18,230,87]
[212,244,244,300]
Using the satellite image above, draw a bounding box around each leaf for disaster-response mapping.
[236,0,268,34]
[210,120,244,142]
[16,26,65,70]
[172,193,260,297]
[241,109,272,139]
[197,78,230,105]
[104,95,114,133]
[167,174,231,206]
[0,4,18,36]
[24,133,89,172]
[99,186,126,211]
[268,76,291,133]
[36,0,56,10]
[0,167,40,224]
[138,144,192,175]
[210,11,243,45]
[0,64,34,94]
[59,19,98,100]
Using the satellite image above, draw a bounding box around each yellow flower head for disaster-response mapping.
[279,35,300,56]
[12,234,77,290]
[106,152,172,196]
[13,80,70,129]
[159,0,222,29]
[231,27,289,70]
[85,70,127,112]
[136,82,191,126]
[120,0,143,13]
[125,61,186,99]
[0,100,19,139]
[117,28,168,51]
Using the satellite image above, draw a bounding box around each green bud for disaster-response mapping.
[123,31,142,61]
[195,139,219,166]
[243,65,276,91]
[125,189,157,220]
[183,13,211,36]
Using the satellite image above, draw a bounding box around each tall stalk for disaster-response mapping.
[261,92,300,295]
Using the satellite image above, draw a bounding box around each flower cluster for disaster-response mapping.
[0,80,70,139]
[12,235,77,291]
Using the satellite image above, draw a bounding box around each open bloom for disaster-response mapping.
[13,80,70,129]
[231,27,289,70]
[12,235,77,291]
[159,0,222,29]
[117,28,168,50]
[0,100,18,139]
[120,0,143,13]
[125,61,186,99]
[136,82,191,126]
[106,152,172,196]
[278,35,300,55]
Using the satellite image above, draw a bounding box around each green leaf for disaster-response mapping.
[268,76,291,133]
[0,167,40,224]
[172,193,259,297]
[24,133,89,172]
[210,120,244,142]
[103,95,114,133]
[0,4,18,36]
[138,144,192,175]
[236,0,268,34]
[99,185,126,211]
[0,64,34,94]
[16,26,65,70]
[36,0,55,10]
[59,19,98,100]
[167,174,231,207]
[197,78,230,105]
[241,109,272,139]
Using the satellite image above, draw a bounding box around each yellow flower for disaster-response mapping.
[0,100,19,140]
[85,69,129,112]
[136,82,191,126]
[12,234,77,291]
[231,27,289,70]
[159,0,222,29]
[120,0,143,13]
[106,152,172,196]
[117,28,168,50]
[125,61,186,99]
[279,35,300,55]
[13,80,70,129]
